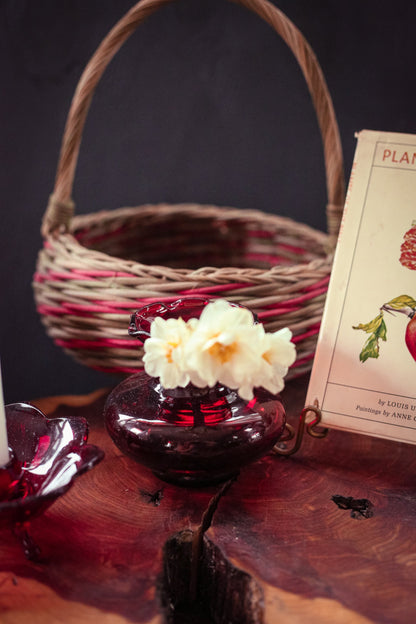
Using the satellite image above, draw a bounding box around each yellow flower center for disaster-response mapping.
[208,340,238,364]
[165,341,179,363]
[262,351,272,365]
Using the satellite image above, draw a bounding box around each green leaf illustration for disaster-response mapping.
[353,313,387,362]
[353,313,384,334]
[385,294,416,310]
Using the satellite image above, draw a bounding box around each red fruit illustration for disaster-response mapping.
[400,222,416,270]
[405,314,416,361]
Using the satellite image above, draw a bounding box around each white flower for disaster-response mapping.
[184,299,260,397]
[143,317,192,388]
[248,325,297,396]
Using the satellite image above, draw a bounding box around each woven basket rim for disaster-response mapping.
[38,203,335,284]
[71,202,330,243]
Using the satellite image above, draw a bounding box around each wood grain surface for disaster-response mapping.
[0,376,415,623]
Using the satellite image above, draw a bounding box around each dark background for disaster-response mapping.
[1,0,415,403]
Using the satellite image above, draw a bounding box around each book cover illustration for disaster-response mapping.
[306,130,416,445]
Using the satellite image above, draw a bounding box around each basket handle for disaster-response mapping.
[42,0,345,244]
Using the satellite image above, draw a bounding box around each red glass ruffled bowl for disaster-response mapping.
[104,374,286,487]
[0,403,104,528]
[128,296,254,342]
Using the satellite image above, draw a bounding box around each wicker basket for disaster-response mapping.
[34,0,345,379]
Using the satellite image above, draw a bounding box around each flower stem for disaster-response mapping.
[191,396,205,428]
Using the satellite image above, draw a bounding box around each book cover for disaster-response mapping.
[306,129,416,444]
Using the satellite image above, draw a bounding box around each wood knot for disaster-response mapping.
[332,495,374,519]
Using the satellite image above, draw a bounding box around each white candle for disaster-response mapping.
[0,361,10,466]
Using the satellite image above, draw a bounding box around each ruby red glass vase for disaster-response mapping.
[104,298,286,486]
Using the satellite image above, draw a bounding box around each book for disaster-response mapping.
[306,129,416,445]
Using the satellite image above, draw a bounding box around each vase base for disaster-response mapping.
[152,468,240,488]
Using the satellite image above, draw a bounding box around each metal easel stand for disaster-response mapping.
[273,401,329,456]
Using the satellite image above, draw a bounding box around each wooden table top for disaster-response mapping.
[0,375,415,624]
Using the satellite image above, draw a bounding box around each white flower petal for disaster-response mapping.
[198,300,255,328]
[188,369,209,388]
[237,384,254,401]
